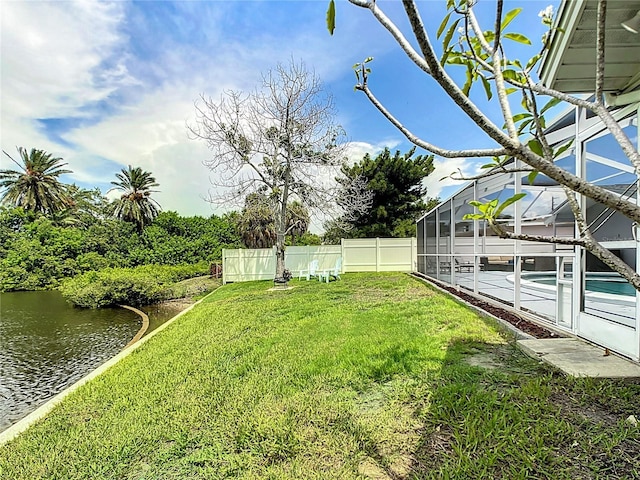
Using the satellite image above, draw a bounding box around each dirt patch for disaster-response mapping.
[464,352,504,370]
[549,390,640,479]
[549,391,620,426]
[351,285,434,305]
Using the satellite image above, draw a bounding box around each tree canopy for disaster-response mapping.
[0,147,72,215]
[236,194,311,248]
[109,165,161,232]
[190,60,370,279]
[337,147,436,238]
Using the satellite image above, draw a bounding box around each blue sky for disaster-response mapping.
[1,0,555,226]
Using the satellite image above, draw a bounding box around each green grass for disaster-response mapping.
[1,273,638,479]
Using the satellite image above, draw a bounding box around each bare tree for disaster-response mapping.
[329,0,640,292]
[189,60,371,281]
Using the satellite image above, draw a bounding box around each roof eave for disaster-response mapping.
[539,0,587,89]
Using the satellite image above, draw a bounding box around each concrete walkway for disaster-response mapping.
[518,338,640,378]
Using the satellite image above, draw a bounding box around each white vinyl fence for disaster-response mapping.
[222,237,417,284]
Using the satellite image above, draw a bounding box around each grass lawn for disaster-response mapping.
[0,272,638,479]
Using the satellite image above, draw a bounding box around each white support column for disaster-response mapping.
[449,199,455,285]
[473,180,479,294]
[514,164,522,311]
[635,104,640,361]
[222,249,227,284]
[412,237,417,272]
[573,105,585,334]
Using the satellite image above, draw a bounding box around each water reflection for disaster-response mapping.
[0,292,189,431]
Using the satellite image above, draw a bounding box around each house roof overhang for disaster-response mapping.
[539,0,640,94]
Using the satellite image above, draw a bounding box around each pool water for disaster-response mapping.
[526,274,636,296]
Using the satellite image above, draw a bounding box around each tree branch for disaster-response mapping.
[449,166,533,181]
[401,0,517,149]
[357,81,507,158]
[347,0,431,75]
[595,0,606,105]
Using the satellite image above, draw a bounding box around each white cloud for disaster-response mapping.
[1,0,401,219]
[424,157,483,200]
[343,140,402,164]
[1,0,130,119]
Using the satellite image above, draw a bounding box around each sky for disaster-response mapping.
[1,0,556,229]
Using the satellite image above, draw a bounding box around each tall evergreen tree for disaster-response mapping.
[338,147,436,237]
[0,147,72,215]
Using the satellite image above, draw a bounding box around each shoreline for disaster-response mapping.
[0,293,207,446]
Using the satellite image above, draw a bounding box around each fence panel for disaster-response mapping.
[343,238,416,272]
[222,248,275,284]
[222,238,416,283]
[286,245,342,276]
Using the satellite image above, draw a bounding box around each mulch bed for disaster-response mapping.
[414,273,558,339]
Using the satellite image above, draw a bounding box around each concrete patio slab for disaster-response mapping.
[517,338,640,378]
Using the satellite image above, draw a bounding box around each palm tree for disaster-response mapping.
[237,197,277,248]
[0,147,72,214]
[286,201,309,245]
[109,165,160,232]
[49,185,107,228]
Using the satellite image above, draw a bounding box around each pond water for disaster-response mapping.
[0,291,187,432]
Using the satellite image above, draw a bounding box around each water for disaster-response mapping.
[0,291,188,431]
[526,274,637,297]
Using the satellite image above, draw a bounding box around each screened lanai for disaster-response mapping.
[417,106,639,360]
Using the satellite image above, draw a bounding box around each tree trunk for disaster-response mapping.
[275,231,286,280]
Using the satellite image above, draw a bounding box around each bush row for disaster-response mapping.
[59,263,209,308]
[0,208,242,291]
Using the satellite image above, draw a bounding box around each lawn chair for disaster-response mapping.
[455,258,475,272]
[318,257,342,283]
[299,259,320,281]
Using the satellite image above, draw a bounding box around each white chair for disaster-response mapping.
[318,257,342,283]
[299,259,320,281]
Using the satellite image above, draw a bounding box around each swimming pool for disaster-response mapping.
[523,272,636,297]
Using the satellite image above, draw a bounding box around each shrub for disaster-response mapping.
[59,263,209,308]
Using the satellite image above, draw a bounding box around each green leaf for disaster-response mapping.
[481,162,497,169]
[437,12,452,39]
[441,47,453,66]
[517,118,534,135]
[462,67,473,97]
[501,8,522,30]
[495,193,527,217]
[446,56,466,65]
[442,19,461,56]
[502,69,518,81]
[528,170,539,185]
[553,138,575,159]
[463,213,484,220]
[480,75,492,101]
[326,0,336,36]
[503,33,531,45]
[527,139,544,156]
[468,200,483,208]
[540,97,562,115]
[510,112,533,124]
[525,54,541,71]
[505,87,518,95]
